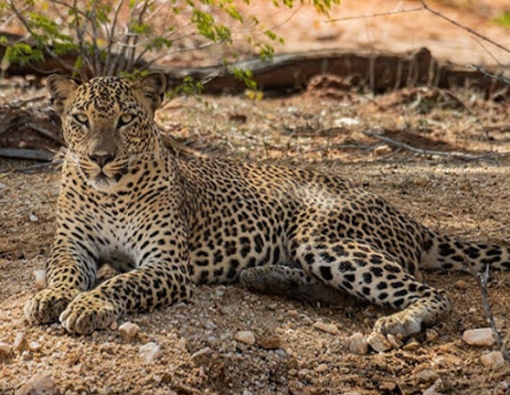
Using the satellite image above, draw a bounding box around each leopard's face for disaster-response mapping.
[47,73,167,192]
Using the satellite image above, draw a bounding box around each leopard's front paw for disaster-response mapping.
[59,291,119,335]
[24,287,80,325]
[374,312,422,338]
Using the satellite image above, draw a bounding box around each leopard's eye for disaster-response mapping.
[118,113,136,128]
[72,113,89,126]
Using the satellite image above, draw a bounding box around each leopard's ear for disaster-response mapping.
[46,75,78,115]
[132,72,167,112]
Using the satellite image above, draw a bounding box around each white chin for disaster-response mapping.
[87,177,117,193]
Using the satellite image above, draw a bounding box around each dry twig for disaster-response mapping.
[364,129,502,162]
[475,265,510,363]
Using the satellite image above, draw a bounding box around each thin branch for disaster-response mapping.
[419,0,510,57]
[475,265,510,363]
[363,129,503,161]
[470,65,510,85]
[105,0,125,76]
[326,7,423,23]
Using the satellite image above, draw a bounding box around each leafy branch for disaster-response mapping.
[1,0,341,88]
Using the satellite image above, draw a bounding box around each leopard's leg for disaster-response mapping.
[59,259,192,335]
[239,265,347,304]
[288,237,450,337]
[24,246,98,325]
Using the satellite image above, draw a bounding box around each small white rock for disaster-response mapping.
[480,351,505,368]
[119,322,140,340]
[423,379,443,395]
[347,332,369,355]
[15,373,54,395]
[28,341,41,352]
[29,213,39,222]
[462,328,495,347]
[13,332,27,352]
[234,331,256,345]
[312,321,339,335]
[139,342,161,362]
[177,337,188,352]
[33,270,47,290]
[367,332,392,353]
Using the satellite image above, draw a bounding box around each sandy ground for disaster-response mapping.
[2,1,510,394]
[2,83,510,394]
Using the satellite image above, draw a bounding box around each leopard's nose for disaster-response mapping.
[88,153,115,168]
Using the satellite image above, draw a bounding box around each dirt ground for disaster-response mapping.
[2,82,510,394]
[3,1,510,395]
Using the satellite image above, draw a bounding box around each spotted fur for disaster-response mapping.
[24,73,510,336]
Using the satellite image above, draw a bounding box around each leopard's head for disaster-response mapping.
[47,73,167,192]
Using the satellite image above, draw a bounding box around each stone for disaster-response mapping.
[256,335,281,350]
[13,332,27,352]
[367,332,392,353]
[119,322,140,340]
[423,379,443,395]
[177,337,188,352]
[387,334,403,349]
[347,332,369,355]
[314,363,328,373]
[33,270,47,290]
[312,321,339,335]
[403,337,420,351]
[139,342,161,362]
[416,369,439,384]
[462,328,495,347]
[454,279,468,290]
[426,329,439,342]
[234,331,256,345]
[480,351,505,368]
[15,373,54,395]
[0,341,11,357]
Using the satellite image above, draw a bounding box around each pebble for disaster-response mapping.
[454,279,468,290]
[139,342,161,362]
[347,332,369,355]
[191,347,212,359]
[13,332,27,352]
[480,351,505,368]
[15,373,54,395]
[462,328,495,346]
[426,329,439,342]
[312,321,339,335]
[234,331,256,345]
[256,335,281,350]
[33,270,47,290]
[29,341,41,352]
[367,332,392,353]
[0,341,11,357]
[29,213,39,222]
[403,337,420,351]
[423,379,443,395]
[387,334,403,349]
[315,363,328,373]
[119,322,140,340]
[177,337,188,352]
[416,369,439,384]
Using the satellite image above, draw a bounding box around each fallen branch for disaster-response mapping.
[363,129,501,161]
[0,148,54,161]
[475,265,510,363]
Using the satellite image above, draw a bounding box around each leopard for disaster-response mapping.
[24,72,510,337]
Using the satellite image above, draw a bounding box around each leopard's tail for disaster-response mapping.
[420,229,510,273]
